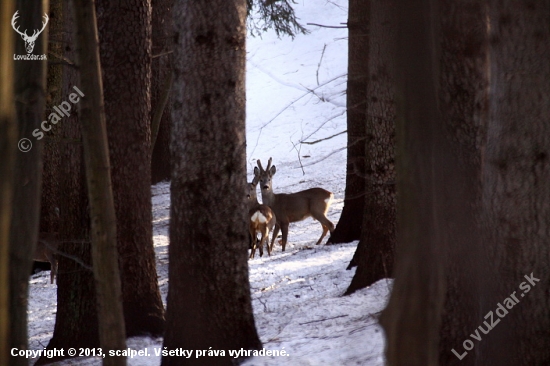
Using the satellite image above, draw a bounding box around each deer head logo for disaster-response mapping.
[11,11,49,54]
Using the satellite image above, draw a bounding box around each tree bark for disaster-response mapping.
[162,0,261,364]
[40,0,63,235]
[479,1,550,364]
[437,1,488,365]
[73,0,127,363]
[345,0,396,294]
[151,0,173,184]
[9,1,48,364]
[380,1,447,365]
[36,1,100,363]
[0,0,16,363]
[96,0,165,337]
[326,0,369,245]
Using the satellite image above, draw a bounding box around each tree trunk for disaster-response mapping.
[0,0,16,363]
[40,0,63,235]
[36,1,100,363]
[151,0,173,184]
[162,0,261,364]
[95,0,165,337]
[379,1,447,365]
[326,0,369,245]
[437,1,488,365]
[9,1,48,364]
[478,1,550,364]
[345,0,396,294]
[74,0,127,363]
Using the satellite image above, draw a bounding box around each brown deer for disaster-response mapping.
[34,233,59,284]
[247,177,276,258]
[255,158,334,252]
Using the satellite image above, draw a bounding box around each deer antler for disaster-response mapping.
[11,11,27,38]
[257,159,264,173]
[257,157,273,173]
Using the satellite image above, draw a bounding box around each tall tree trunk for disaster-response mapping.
[380,1,447,365]
[437,1,488,365]
[478,1,550,364]
[345,0,396,294]
[36,1,100,363]
[96,0,165,337]
[162,0,261,364]
[151,0,173,184]
[0,0,16,363]
[73,0,127,363]
[40,0,63,235]
[9,1,48,364]
[326,0,369,245]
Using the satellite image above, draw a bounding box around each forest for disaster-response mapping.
[0,0,549,365]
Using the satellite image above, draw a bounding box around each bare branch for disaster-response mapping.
[301,130,347,145]
[306,22,347,29]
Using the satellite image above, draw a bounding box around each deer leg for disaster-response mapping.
[249,227,257,259]
[269,223,281,253]
[259,231,265,257]
[312,213,334,245]
[51,259,58,284]
[280,222,289,252]
[316,224,330,245]
[45,251,57,284]
[262,227,271,257]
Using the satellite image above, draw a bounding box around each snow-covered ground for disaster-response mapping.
[27,1,390,364]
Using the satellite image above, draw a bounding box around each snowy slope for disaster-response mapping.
[26,1,390,365]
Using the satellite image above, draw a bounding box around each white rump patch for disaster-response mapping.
[325,193,334,205]
[251,211,268,224]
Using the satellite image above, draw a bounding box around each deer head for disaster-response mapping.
[11,11,49,54]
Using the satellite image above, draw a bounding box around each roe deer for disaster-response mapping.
[34,233,59,284]
[247,177,276,258]
[255,158,334,252]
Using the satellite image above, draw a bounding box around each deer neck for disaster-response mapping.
[260,189,276,207]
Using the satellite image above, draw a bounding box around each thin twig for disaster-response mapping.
[299,314,348,325]
[316,44,327,86]
[301,130,347,145]
[307,23,347,29]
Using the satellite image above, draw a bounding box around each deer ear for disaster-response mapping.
[254,167,260,176]
[269,165,276,175]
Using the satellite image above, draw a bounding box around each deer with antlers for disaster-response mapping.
[255,158,334,252]
[11,10,49,54]
[247,176,276,259]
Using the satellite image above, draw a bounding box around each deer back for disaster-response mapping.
[35,232,59,262]
[255,158,333,223]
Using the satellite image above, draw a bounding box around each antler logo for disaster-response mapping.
[11,11,49,54]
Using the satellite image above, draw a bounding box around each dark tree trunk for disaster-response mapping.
[345,0,396,294]
[326,0,369,245]
[162,0,261,364]
[74,0,127,362]
[379,1,448,365]
[478,1,550,365]
[9,1,48,364]
[37,1,99,362]
[437,1,488,365]
[0,0,17,362]
[150,0,173,184]
[40,0,63,235]
[96,0,165,337]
